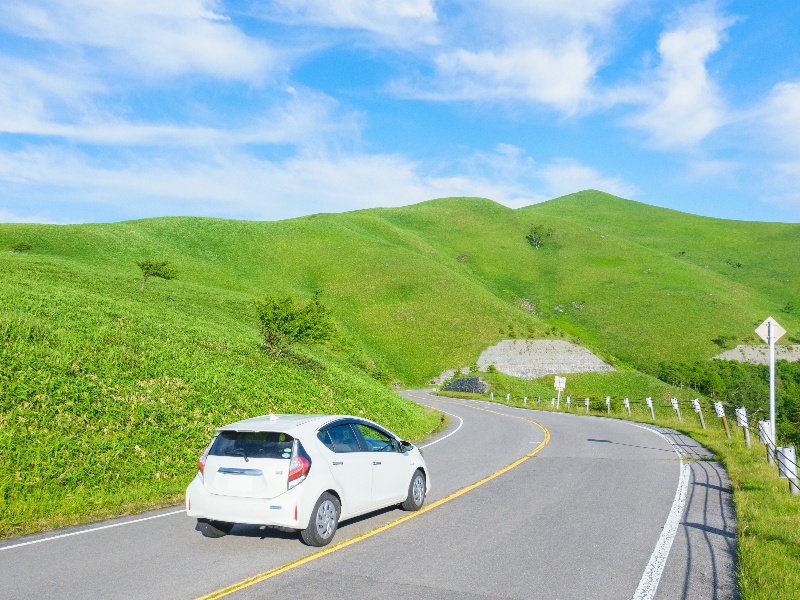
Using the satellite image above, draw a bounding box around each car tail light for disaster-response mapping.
[288,439,311,489]
[197,437,216,477]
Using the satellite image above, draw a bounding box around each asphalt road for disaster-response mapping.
[0,391,737,599]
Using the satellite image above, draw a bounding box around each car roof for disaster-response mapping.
[216,414,357,434]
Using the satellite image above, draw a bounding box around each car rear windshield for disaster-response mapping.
[209,431,295,460]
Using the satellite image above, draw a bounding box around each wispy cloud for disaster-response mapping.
[623,3,735,149]
[4,0,276,81]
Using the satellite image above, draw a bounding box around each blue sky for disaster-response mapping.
[1,0,799,224]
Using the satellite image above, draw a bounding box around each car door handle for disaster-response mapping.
[332,461,343,466]
[373,461,381,466]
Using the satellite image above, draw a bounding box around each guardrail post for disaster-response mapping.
[646,397,655,421]
[736,407,751,447]
[585,398,590,413]
[623,397,631,416]
[605,396,611,414]
[692,399,706,429]
[671,398,682,423]
[776,446,800,495]
[758,420,775,465]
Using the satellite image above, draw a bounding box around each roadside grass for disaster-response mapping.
[437,374,800,600]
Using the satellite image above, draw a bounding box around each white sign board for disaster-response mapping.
[554,376,566,391]
[735,407,748,428]
[623,398,630,409]
[714,402,725,418]
[605,396,611,406]
[692,399,702,413]
[755,316,786,343]
[671,398,679,410]
[646,397,653,408]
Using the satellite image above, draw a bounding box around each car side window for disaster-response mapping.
[323,424,362,453]
[354,424,397,452]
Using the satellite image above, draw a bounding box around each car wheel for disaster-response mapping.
[197,518,234,538]
[300,492,340,547]
[401,470,426,511]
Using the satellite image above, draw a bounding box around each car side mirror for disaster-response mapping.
[399,440,413,452]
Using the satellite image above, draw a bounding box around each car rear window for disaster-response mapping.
[210,431,294,460]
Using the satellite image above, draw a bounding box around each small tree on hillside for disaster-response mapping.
[255,293,337,356]
[9,241,32,253]
[136,259,177,290]
[525,225,554,249]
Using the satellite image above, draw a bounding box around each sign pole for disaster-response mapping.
[756,317,785,444]
[769,320,776,442]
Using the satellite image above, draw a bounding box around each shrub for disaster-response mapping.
[136,259,177,290]
[9,241,32,253]
[255,294,337,356]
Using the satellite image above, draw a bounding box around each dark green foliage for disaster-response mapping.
[725,259,743,268]
[255,294,337,356]
[136,259,177,290]
[9,241,31,253]
[784,301,795,314]
[525,224,554,249]
[656,360,800,445]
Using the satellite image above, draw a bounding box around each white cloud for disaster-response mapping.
[263,0,438,45]
[761,82,800,153]
[537,158,638,199]
[0,76,358,148]
[0,144,633,222]
[420,40,599,112]
[390,0,633,113]
[624,3,735,148]
[3,0,275,81]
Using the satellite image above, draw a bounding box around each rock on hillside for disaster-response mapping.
[477,339,614,380]
[714,345,800,364]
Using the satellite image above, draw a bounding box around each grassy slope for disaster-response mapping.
[0,247,441,537]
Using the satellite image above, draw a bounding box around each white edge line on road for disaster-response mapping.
[0,509,186,552]
[404,391,464,449]
[628,423,691,600]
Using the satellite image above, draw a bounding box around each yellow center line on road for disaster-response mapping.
[196,395,550,600]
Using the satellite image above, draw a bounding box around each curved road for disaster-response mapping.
[0,392,737,599]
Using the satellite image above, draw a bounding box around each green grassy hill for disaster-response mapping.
[2,190,799,536]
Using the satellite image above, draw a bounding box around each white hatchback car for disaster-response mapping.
[186,414,429,546]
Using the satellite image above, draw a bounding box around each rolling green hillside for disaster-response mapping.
[2,190,799,535]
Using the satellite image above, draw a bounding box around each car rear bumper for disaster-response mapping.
[185,474,302,529]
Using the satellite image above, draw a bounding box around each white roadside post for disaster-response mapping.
[671,397,682,423]
[523,396,527,406]
[490,392,494,401]
[692,398,706,429]
[755,316,786,444]
[506,393,510,401]
[776,446,800,495]
[623,397,631,416]
[554,376,566,409]
[646,397,655,421]
[551,398,555,407]
[605,396,611,414]
[585,398,590,413]
[735,407,751,447]
[758,420,775,465]
[714,402,731,438]
[566,396,571,410]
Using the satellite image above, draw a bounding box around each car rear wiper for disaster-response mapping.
[226,449,249,462]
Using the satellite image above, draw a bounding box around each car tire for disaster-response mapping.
[401,469,426,511]
[300,492,340,547]
[197,518,234,538]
